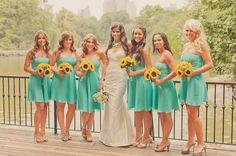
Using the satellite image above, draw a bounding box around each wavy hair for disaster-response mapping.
[131,26,147,64]
[57,31,76,53]
[30,30,50,57]
[81,33,99,57]
[105,23,128,55]
[183,19,208,48]
[152,32,172,54]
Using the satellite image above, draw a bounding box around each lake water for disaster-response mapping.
[0,56,26,76]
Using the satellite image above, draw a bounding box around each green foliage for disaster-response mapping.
[0,0,56,50]
[191,0,236,77]
[135,5,190,59]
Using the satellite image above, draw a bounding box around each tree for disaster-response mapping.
[192,0,236,78]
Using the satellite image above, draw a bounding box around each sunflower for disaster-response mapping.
[37,63,52,77]
[80,60,95,72]
[119,58,127,68]
[176,61,193,78]
[144,70,150,80]
[184,68,193,77]
[149,67,161,81]
[176,69,184,78]
[58,62,73,74]
[89,63,95,71]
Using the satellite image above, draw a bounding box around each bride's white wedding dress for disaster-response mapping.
[100,49,134,146]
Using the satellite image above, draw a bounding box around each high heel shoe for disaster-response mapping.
[137,137,152,149]
[155,141,170,152]
[81,127,87,140]
[42,134,48,142]
[34,133,44,143]
[86,129,93,142]
[192,145,206,156]
[66,132,72,140]
[61,133,69,142]
[133,136,143,147]
[182,142,196,154]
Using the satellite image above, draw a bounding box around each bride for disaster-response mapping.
[99,23,135,146]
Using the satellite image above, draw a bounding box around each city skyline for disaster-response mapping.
[47,0,187,19]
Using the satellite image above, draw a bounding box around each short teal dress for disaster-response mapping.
[51,57,77,104]
[77,59,102,112]
[153,62,179,112]
[28,57,51,103]
[178,53,208,106]
[128,58,153,111]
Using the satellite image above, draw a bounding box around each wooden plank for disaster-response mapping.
[0,124,236,156]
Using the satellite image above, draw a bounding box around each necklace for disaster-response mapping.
[112,41,121,48]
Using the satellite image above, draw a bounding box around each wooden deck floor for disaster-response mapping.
[0,124,236,156]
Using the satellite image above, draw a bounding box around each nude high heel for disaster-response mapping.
[34,133,44,143]
[86,129,93,142]
[192,145,206,156]
[182,142,196,154]
[137,137,152,149]
[81,127,87,140]
[133,136,143,147]
[155,141,170,152]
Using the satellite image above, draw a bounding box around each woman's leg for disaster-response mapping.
[56,102,66,136]
[187,105,204,153]
[142,111,152,141]
[185,105,197,146]
[134,111,143,140]
[34,102,44,142]
[86,112,95,141]
[41,103,48,141]
[65,104,76,135]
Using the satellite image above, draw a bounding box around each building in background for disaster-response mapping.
[103,0,136,18]
[78,5,91,17]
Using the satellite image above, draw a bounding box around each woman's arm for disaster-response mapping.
[192,42,214,76]
[75,53,87,77]
[50,51,65,77]
[99,52,108,90]
[24,51,38,75]
[155,51,176,85]
[127,47,152,76]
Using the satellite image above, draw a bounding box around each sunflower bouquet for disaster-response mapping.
[144,66,161,81]
[36,63,52,77]
[58,62,73,74]
[93,91,109,105]
[176,61,193,78]
[79,60,95,72]
[119,56,137,68]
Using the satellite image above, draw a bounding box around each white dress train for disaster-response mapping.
[100,50,135,146]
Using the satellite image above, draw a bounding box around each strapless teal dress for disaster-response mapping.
[178,53,208,105]
[153,62,179,112]
[51,57,77,104]
[28,57,51,103]
[77,59,102,112]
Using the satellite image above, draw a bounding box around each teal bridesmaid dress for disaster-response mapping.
[128,58,153,111]
[178,53,208,106]
[77,59,102,112]
[28,57,51,103]
[153,62,179,112]
[51,57,77,104]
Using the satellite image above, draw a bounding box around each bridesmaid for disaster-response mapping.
[178,19,213,156]
[50,31,78,141]
[24,30,51,143]
[152,32,179,152]
[127,26,153,148]
[76,34,106,142]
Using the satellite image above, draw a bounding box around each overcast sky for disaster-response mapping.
[47,0,187,19]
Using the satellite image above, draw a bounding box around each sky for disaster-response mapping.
[47,0,187,19]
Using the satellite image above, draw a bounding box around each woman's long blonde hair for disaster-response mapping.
[183,19,208,48]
